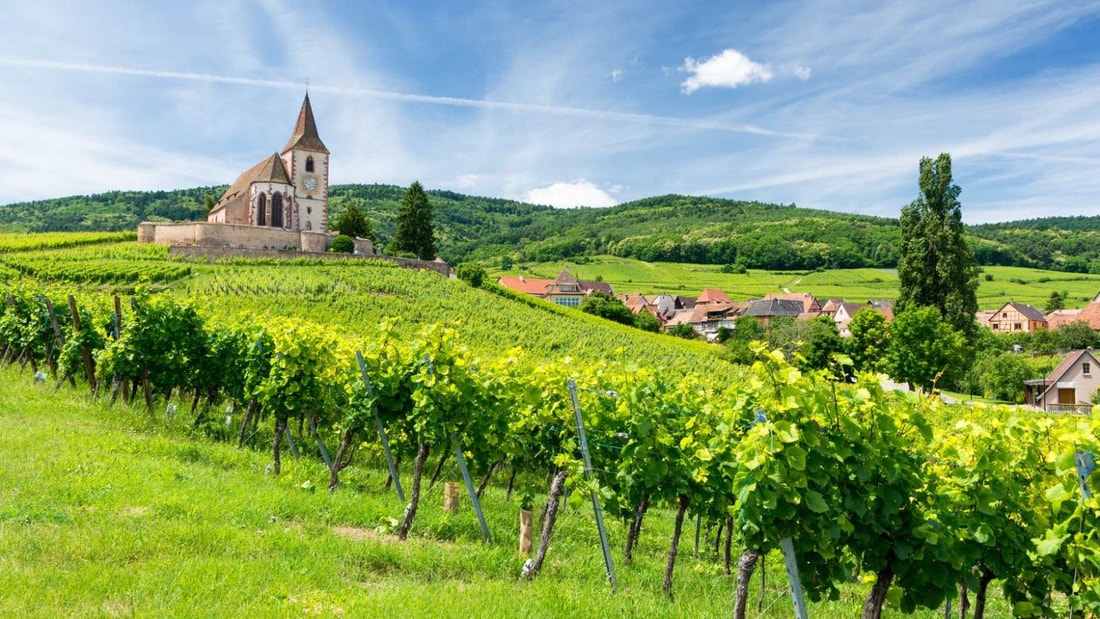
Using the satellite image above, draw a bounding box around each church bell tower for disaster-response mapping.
[280,94,329,232]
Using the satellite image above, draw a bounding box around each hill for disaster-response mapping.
[4,185,1100,272]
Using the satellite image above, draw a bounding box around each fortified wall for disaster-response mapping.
[137,221,373,255]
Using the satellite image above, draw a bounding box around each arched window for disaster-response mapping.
[271,193,284,228]
[257,193,266,226]
[305,156,314,173]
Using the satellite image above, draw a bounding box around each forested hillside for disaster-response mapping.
[3,184,1099,272]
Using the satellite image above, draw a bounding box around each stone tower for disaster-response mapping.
[280,94,329,232]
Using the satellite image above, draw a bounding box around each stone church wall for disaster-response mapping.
[138,221,375,254]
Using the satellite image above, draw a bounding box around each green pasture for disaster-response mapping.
[497,256,1100,309]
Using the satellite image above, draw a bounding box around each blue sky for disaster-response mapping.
[2,1,1100,223]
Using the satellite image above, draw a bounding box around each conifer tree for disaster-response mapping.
[896,153,979,340]
[390,181,436,260]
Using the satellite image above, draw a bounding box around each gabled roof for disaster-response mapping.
[282,94,329,154]
[208,153,291,215]
[743,298,805,318]
[993,302,1048,322]
[583,281,615,295]
[497,276,552,295]
[697,288,731,304]
[764,292,820,313]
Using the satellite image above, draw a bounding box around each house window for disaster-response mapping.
[1013,323,1022,331]
[1002,312,1008,318]
[306,156,314,173]
[271,194,284,228]
[257,193,266,226]
[1085,362,1092,376]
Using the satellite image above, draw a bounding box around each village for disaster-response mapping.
[498,267,1100,413]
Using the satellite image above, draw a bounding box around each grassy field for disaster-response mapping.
[0,370,1016,618]
[494,255,1100,309]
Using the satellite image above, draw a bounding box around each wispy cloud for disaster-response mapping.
[0,56,818,140]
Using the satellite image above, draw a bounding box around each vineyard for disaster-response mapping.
[3,271,1100,618]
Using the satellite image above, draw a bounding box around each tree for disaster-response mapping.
[1056,320,1098,351]
[633,310,662,333]
[896,154,979,341]
[455,263,485,288]
[202,194,216,214]
[390,181,436,260]
[796,315,844,374]
[334,201,375,242]
[847,308,890,374]
[974,353,1031,403]
[1045,291,1065,314]
[886,307,966,392]
[579,291,634,326]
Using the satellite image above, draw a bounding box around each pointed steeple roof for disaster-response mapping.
[282,93,329,154]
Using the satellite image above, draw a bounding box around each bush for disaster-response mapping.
[984,274,994,281]
[328,235,354,253]
[633,310,661,333]
[455,263,485,288]
[667,324,697,339]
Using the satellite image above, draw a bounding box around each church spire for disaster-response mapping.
[282,93,329,154]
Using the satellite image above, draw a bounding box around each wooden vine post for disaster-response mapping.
[67,295,96,392]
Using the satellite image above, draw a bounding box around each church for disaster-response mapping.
[206,94,330,232]
[138,94,374,255]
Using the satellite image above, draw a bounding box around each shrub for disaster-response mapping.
[455,263,486,288]
[328,235,354,253]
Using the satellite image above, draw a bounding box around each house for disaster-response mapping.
[496,269,614,307]
[497,275,552,296]
[742,298,805,326]
[763,292,821,315]
[1025,349,1100,413]
[987,302,1047,333]
[680,302,744,340]
[697,288,732,305]
[1045,308,1085,329]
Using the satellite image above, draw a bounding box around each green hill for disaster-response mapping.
[4,184,1100,272]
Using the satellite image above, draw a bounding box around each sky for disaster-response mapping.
[2,1,1100,223]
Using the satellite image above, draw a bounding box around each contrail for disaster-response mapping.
[0,56,821,141]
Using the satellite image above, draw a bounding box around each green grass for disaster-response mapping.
[0,369,1016,618]
[497,255,1100,309]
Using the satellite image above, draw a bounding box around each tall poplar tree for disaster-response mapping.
[390,181,436,260]
[896,153,979,340]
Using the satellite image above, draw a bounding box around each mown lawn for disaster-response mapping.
[496,255,1100,309]
[0,369,1013,618]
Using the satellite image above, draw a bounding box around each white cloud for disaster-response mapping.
[788,64,812,81]
[610,68,624,82]
[526,180,618,208]
[681,48,774,93]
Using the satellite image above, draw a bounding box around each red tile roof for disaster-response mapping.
[282,93,329,154]
[497,276,552,295]
[697,288,731,304]
[208,153,291,216]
